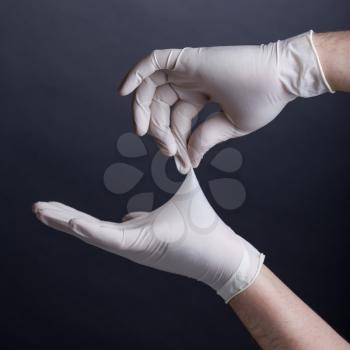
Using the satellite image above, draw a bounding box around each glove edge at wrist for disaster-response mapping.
[279,30,334,98]
[308,30,335,94]
[217,242,265,303]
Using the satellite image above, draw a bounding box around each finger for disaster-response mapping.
[133,71,168,136]
[33,201,100,237]
[171,100,204,174]
[119,49,182,96]
[33,201,99,223]
[188,112,248,168]
[47,202,100,222]
[149,85,178,156]
[33,203,140,255]
[35,207,82,237]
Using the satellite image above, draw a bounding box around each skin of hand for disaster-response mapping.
[32,170,264,302]
[119,31,332,174]
[229,266,350,350]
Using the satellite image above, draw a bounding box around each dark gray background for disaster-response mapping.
[1,0,349,348]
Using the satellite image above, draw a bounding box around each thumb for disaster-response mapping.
[188,112,247,168]
[122,211,150,222]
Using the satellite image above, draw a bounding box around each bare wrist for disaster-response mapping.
[313,31,350,92]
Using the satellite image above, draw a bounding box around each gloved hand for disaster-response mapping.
[119,30,333,174]
[33,170,264,302]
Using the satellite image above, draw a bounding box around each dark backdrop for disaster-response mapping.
[1,0,349,349]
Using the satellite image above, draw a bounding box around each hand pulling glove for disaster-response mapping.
[33,170,264,302]
[119,30,333,174]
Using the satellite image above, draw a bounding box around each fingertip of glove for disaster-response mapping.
[159,143,177,158]
[32,201,45,214]
[168,148,177,158]
[119,79,135,96]
[118,83,129,96]
[136,127,147,137]
[174,155,191,175]
[188,146,202,169]
[191,158,200,168]
[118,88,128,96]
[32,202,39,213]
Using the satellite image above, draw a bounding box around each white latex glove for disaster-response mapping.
[33,170,264,302]
[119,30,333,174]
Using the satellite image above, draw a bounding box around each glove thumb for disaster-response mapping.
[188,112,247,168]
[122,211,150,222]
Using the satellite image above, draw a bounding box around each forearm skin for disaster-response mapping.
[229,265,349,350]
